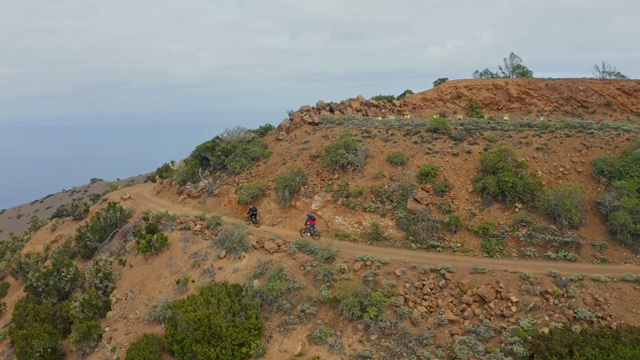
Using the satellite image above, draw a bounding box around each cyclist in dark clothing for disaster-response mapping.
[305,213,317,235]
[247,205,258,223]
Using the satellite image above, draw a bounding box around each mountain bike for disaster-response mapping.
[245,214,260,228]
[300,225,320,240]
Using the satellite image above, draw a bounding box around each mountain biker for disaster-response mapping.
[247,205,258,223]
[305,213,317,235]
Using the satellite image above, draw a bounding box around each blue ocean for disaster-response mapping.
[0,112,276,209]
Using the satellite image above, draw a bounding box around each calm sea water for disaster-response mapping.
[0,117,238,209]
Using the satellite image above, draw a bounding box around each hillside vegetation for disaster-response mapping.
[1,78,640,359]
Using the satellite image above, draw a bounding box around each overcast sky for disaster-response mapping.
[1,0,638,127]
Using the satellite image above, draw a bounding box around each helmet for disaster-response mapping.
[307,213,311,217]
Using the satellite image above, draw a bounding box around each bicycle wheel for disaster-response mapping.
[311,230,320,240]
[300,227,309,237]
[245,216,251,225]
[253,218,261,228]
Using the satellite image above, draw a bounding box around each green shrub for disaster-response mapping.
[0,281,9,298]
[474,145,544,205]
[214,225,250,255]
[25,256,82,303]
[153,161,175,180]
[172,126,272,185]
[386,151,409,166]
[397,89,414,100]
[594,141,640,253]
[274,168,307,207]
[69,318,102,356]
[433,78,449,87]
[126,333,165,360]
[75,201,132,259]
[427,117,452,135]
[51,237,77,261]
[433,178,453,196]
[400,208,444,246]
[322,131,367,172]
[314,264,337,284]
[481,238,505,257]
[445,214,465,233]
[417,163,440,184]
[468,101,485,119]
[250,265,305,310]
[165,282,264,359]
[371,95,396,102]
[236,180,268,205]
[84,256,116,298]
[10,323,65,360]
[336,282,390,321]
[363,222,389,242]
[528,323,640,359]
[133,215,169,256]
[51,200,90,220]
[8,297,72,359]
[592,155,616,180]
[9,251,43,281]
[543,184,587,228]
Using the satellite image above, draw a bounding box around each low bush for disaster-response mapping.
[214,225,251,255]
[236,180,268,205]
[363,222,389,242]
[9,251,43,281]
[172,126,272,185]
[69,318,102,356]
[133,215,169,256]
[75,201,132,259]
[125,333,165,360]
[467,101,485,119]
[427,117,452,135]
[386,151,409,166]
[0,281,9,298]
[594,141,640,252]
[528,323,640,359]
[322,131,368,172]
[433,178,453,196]
[8,296,72,359]
[251,265,305,311]
[152,161,175,180]
[336,282,390,321]
[543,184,587,228]
[274,168,307,207]
[165,282,264,360]
[417,164,440,184]
[474,145,544,205]
[51,200,90,220]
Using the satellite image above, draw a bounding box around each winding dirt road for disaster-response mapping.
[126,183,640,276]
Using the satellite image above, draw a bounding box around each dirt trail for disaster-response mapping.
[126,183,640,276]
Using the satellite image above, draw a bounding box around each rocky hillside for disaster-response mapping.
[278,78,640,130]
[2,78,640,360]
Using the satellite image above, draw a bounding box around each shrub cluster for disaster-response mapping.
[51,200,90,220]
[165,282,264,359]
[133,215,169,256]
[322,131,368,172]
[236,180,268,205]
[214,225,251,255]
[386,151,409,166]
[417,163,440,184]
[75,201,132,259]
[173,125,273,186]
[542,184,587,228]
[528,323,640,359]
[125,333,165,360]
[336,282,390,321]
[594,141,640,252]
[474,145,544,205]
[274,168,307,207]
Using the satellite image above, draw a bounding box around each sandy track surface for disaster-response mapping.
[127,183,640,276]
